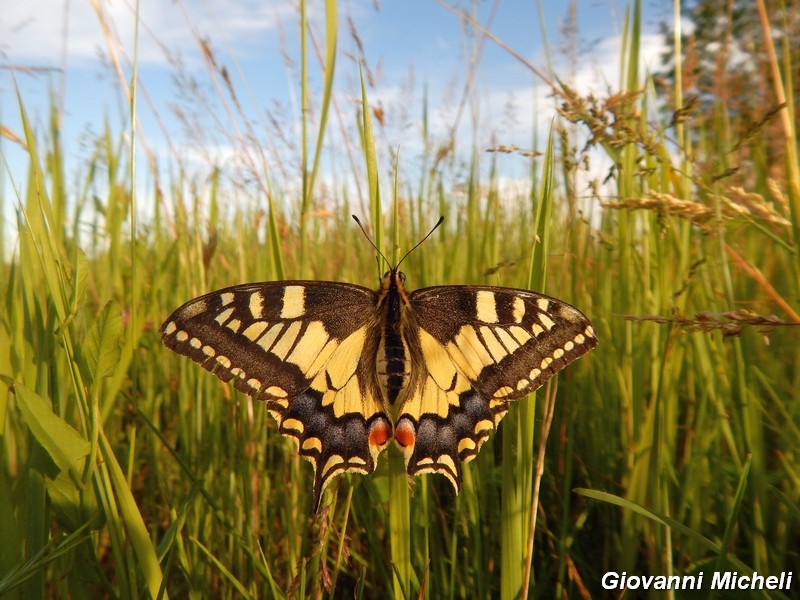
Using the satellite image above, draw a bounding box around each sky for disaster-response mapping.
[0,0,673,234]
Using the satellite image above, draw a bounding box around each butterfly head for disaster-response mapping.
[381,269,406,290]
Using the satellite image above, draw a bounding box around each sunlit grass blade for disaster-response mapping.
[191,537,252,599]
[575,483,767,582]
[99,429,167,598]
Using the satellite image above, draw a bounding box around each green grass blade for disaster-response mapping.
[306,0,337,211]
[190,537,253,599]
[575,486,771,583]
[98,429,167,599]
[360,65,384,262]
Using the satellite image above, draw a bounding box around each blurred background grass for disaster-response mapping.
[1,0,799,598]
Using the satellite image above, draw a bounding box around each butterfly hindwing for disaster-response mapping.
[160,281,393,510]
[395,285,597,491]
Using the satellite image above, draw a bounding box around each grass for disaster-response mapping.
[1,0,799,597]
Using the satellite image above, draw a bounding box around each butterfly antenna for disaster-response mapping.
[396,216,444,268]
[353,215,444,269]
[352,215,390,269]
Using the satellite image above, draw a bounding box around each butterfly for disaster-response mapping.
[160,217,597,510]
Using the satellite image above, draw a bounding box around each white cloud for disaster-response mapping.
[0,0,296,68]
[561,32,666,96]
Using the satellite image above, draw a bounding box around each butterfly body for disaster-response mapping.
[161,267,596,511]
[376,270,412,407]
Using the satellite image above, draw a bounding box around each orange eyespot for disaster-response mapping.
[394,419,416,448]
[368,419,392,448]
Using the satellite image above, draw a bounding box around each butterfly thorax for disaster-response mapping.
[376,269,412,408]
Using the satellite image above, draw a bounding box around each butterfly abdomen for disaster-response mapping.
[378,325,409,405]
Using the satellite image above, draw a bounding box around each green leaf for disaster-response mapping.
[14,385,99,530]
[46,468,102,532]
[83,300,123,383]
[15,385,90,481]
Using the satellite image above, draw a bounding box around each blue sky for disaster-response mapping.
[1,0,671,230]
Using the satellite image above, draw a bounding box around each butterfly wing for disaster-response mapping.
[160,281,392,510]
[396,285,597,491]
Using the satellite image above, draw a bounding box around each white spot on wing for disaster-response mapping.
[322,455,344,477]
[458,438,476,454]
[509,325,532,345]
[474,420,493,434]
[220,292,234,306]
[558,304,583,322]
[436,454,457,475]
[538,312,555,330]
[179,300,207,319]
[281,285,306,319]
[512,296,525,323]
[475,290,499,323]
[215,307,234,326]
[249,292,264,319]
[243,321,268,341]
[265,385,288,398]
[282,418,305,433]
[301,437,321,451]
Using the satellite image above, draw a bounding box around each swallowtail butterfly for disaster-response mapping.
[160,217,597,510]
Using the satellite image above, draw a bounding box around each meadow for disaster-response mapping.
[1,0,798,598]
